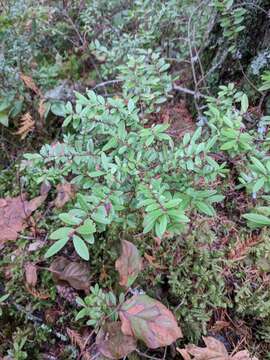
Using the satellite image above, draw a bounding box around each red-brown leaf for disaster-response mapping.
[115,240,142,287]
[49,256,90,291]
[0,194,46,245]
[96,322,137,359]
[24,262,38,287]
[55,183,76,208]
[119,294,182,349]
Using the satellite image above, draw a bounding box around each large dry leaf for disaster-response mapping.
[185,336,229,360]
[231,351,258,360]
[55,183,76,208]
[115,240,142,287]
[0,193,46,245]
[178,337,258,360]
[24,262,38,287]
[119,294,182,349]
[96,322,137,359]
[49,256,90,291]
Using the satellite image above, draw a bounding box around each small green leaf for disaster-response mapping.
[195,201,215,216]
[50,227,73,240]
[76,219,96,235]
[73,235,89,260]
[252,178,265,193]
[45,238,69,258]
[91,213,110,224]
[241,94,249,113]
[59,213,81,225]
[164,199,182,209]
[0,294,9,303]
[243,213,270,226]
[220,140,236,150]
[251,157,267,175]
[82,233,95,244]
[0,112,9,127]
[155,214,168,238]
[50,101,66,117]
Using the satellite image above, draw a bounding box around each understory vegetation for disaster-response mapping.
[0,0,270,359]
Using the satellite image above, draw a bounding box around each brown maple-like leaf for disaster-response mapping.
[119,294,182,349]
[115,240,142,287]
[96,322,137,359]
[0,193,47,245]
[185,336,229,360]
[24,262,38,287]
[49,256,90,291]
[178,337,258,360]
[55,183,76,208]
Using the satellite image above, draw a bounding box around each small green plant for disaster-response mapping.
[22,89,226,260]
[205,83,252,155]
[75,284,121,326]
[259,70,270,91]
[117,51,173,113]
[213,0,247,53]
[7,330,28,360]
[0,293,9,317]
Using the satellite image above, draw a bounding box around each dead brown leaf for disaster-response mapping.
[0,193,47,245]
[49,256,90,291]
[144,253,167,270]
[55,183,76,208]
[210,320,230,333]
[19,72,42,96]
[96,322,137,359]
[115,240,142,287]
[28,240,45,252]
[15,112,35,139]
[25,286,50,299]
[119,294,182,349]
[178,337,258,360]
[186,336,229,359]
[24,262,38,287]
[231,351,258,360]
[177,348,192,360]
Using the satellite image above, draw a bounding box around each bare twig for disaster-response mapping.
[173,84,207,99]
[135,349,163,360]
[93,79,123,90]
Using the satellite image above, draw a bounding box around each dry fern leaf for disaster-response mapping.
[19,72,42,96]
[67,328,84,351]
[15,112,35,139]
[229,235,262,261]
